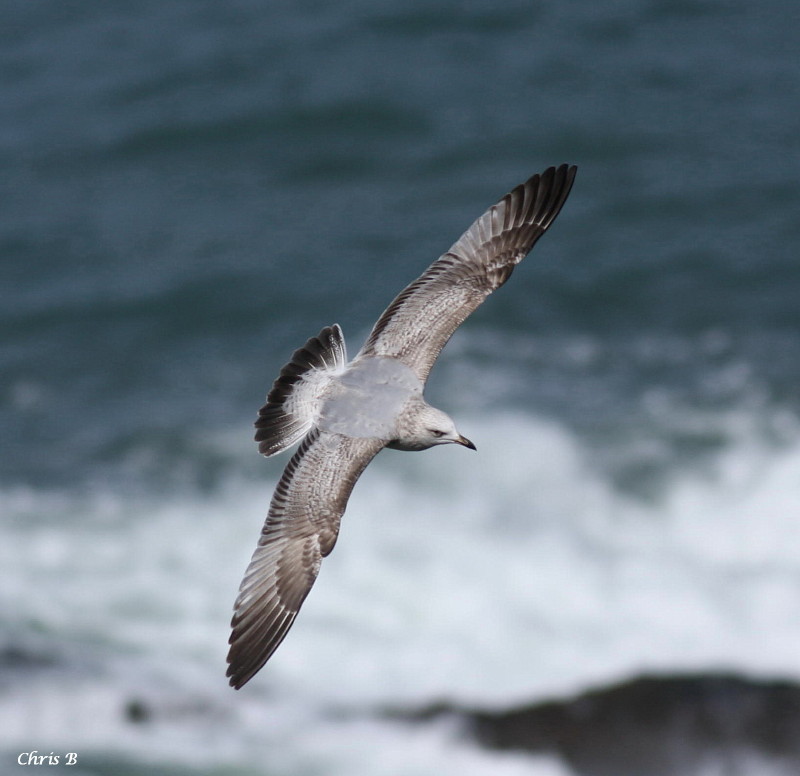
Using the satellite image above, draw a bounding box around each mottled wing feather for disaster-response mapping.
[358,164,577,381]
[227,429,384,688]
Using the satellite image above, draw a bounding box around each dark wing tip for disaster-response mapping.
[514,163,577,234]
[482,163,576,276]
[545,164,578,229]
[226,608,298,689]
[227,667,246,690]
[226,655,264,690]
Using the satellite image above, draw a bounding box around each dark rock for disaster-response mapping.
[394,673,800,776]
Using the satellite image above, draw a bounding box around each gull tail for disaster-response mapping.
[254,324,347,456]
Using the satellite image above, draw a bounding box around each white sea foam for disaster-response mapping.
[3,407,800,773]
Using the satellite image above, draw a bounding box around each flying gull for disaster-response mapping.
[227,164,577,688]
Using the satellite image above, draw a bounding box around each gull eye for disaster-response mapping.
[429,429,445,438]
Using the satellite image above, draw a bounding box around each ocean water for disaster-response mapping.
[2,0,800,774]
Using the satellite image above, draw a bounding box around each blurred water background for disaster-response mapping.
[2,0,800,774]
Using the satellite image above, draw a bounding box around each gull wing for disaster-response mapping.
[227,429,384,688]
[358,165,577,382]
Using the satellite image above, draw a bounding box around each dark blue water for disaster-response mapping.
[4,0,799,490]
[3,2,800,774]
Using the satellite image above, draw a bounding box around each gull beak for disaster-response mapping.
[457,435,477,451]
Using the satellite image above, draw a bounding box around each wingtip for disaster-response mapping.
[560,163,578,187]
[227,673,246,690]
[537,163,578,190]
[515,163,578,234]
[226,650,257,690]
[545,163,578,187]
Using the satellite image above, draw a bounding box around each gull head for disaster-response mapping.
[389,402,476,452]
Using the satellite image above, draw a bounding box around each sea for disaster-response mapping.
[2,1,800,774]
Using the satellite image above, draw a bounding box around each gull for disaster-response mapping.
[227,164,577,688]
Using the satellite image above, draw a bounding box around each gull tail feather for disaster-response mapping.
[254,324,346,456]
